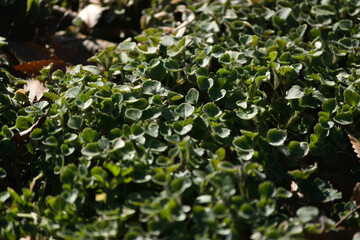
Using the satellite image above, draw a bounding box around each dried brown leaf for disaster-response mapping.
[78,4,103,29]
[348,134,360,159]
[24,79,49,103]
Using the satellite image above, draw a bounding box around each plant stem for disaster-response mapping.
[334,205,360,228]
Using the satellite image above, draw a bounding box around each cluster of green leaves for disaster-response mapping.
[2,0,360,239]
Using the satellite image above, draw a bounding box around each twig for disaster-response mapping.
[334,205,360,228]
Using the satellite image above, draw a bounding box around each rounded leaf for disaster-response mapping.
[30,128,44,140]
[197,76,213,90]
[175,103,195,119]
[164,59,180,72]
[267,128,287,146]
[125,108,143,121]
[338,19,353,31]
[65,87,80,99]
[212,45,226,58]
[213,203,227,217]
[296,206,319,223]
[289,141,309,159]
[60,164,77,184]
[203,102,221,118]
[185,88,199,105]
[334,112,353,125]
[67,115,83,131]
[82,128,99,143]
[119,42,136,51]
[81,143,100,157]
[258,181,276,199]
[344,89,360,107]
[142,80,161,95]
[322,98,336,113]
[286,85,304,100]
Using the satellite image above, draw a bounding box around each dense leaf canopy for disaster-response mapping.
[1,0,360,239]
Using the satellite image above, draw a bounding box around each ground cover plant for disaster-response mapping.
[2,0,360,239]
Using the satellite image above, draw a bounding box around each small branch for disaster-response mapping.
[334,205,360,228]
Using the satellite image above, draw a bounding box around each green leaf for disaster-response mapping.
[7,187,22,205]
[82,128,99,143]
[65,87,80,99]
[91,166,108,183]
[175,103,195,119]
[276,187,292,198]
[142,80,162,95]
[0,36,7,47]
[277,8,292,20]
[334,112,353,125]
[233,135,252,151]
[81,143,100,157]
[110,137,125,152]
[259,181,276,199]
[43,136,58,147]
[216,148,226,160]
[213,125,231,138]
[338,19,353,31]
[125,108,143,121]
[164,59,180,72]
[344,89,360,107]
[26,0,39,16]
[0,168,6,178]
[219,53,231,64]
[30,128,43,140]
[64,133,77,143]
[67,115,83,130]
[185,88,199,105]
[83,65,102,75]
[203,102,221,118]
[288,141,309,159]
[322,98,336,113]
[267,128,287,146]
[119,42,136,51]
[213,203,226,217]
[2,125,13,138]
[212,45,226,58]
[289,163,317,179]
[296,206,319,223]
[60,164,77,184]
[0,191,10,202]
[43,92,58,102]
[173,123,192,135]
[15,116,32,131]
[61,143,75,156]
[150,61,166,81]
[286,85,304,100]
[208,87,226,102]
[148,59,160,69]
[197,76,213,90]
[131,124,145,137]
[239,203,254,219]
[236,107,258,120]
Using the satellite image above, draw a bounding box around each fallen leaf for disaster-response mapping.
[290,181,298,192]
[24,79,49,103]
[13,59,67,76]
[348,134,360,159]
[78,4,103,29]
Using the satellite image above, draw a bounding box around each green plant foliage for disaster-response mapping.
[2,0,360,239]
